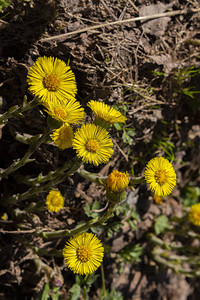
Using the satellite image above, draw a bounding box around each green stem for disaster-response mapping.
[34,257,54,280]
[0,97,39,125]
[83,285,88,300]
[148,233,171,250]
[35,202,117,239]
[152,250,200,277]
[20,157,82,186]
[78,169,107,186]
[129,177,145,185]
[152,254,194,277]
[32,246,62,257]
[148,233,200,253]
[6,157,82,205]
[101,264,106,298]
[0,126,51,179]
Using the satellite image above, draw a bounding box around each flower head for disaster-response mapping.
[27,56,77,106]
[188,203,200,226]
[144,157,176,197]
[51,123,73,150]
[72,124,113,166]
[88,100,127,126]
[46,190,64,212]
[107,170,130,193]
[63,232,104,275]
[45,99,85,124]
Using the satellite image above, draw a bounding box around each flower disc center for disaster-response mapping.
[60,127,68,139]
[43,73,60,91]
[155,169,168,185]
[86,140,99,153]
[51,197,60,206]
[54,107,68,120]
[77,246,92,262]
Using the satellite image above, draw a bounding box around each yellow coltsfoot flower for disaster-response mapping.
[88,100,127,128]
[188,203,200,226]
[51,123,73,150]
[106,170,130,203]
[27,56,77,106]
[45,99,85,125]
[107,170,130,193]
[144,157,176,197]
[46,190,64,212]
[72,123,113,166]
[63,232,104,275]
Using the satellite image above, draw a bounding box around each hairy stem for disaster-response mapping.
[36,202,117,239]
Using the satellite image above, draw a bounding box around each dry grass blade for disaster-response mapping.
[40,8,200,42]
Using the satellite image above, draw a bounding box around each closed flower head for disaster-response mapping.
[63,232,104,275]
[46,190,64,212]
[188,203,200,226]
[27,56,77,106]
[51,123,73,150]
[45,99,85,124]
[73,124,113,166]
[144,157,176,197]
[107,170,129,193]
[88,100,127,127]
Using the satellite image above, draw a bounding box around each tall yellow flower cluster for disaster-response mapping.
[26,56,180,280]
[27,57,127,165]
[27,56,85,150]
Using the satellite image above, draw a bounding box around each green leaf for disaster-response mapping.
[154,215,170,235]
[182,186,200,207]
[118,244,143,263]
[36,283,50,300]
[84,203,90,215]
[100,288,123,300]
[69,283,81,300]
[128,219,137,230]
[52,287,60,300]
[106,221,122,238]
[75,275,82,285]
[84,200,101,218]
[92,200,101,211]
[114,123,123,130]
[125,128,135,137]
[86,273,99,285]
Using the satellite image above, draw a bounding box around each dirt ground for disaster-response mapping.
[0,0,200,299]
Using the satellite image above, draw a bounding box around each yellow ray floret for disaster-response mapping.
[107,170,130,192]
[72,123,113,166]
[46,190,64,212]
[27,56,77,106]
[144,157,176,197]
[51,124,73,150]
[63,232,104,275]
[88,100,127,124]
[188,203,200,226]
[45,99,85,125]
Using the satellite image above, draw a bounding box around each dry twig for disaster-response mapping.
[40,8,199,42]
